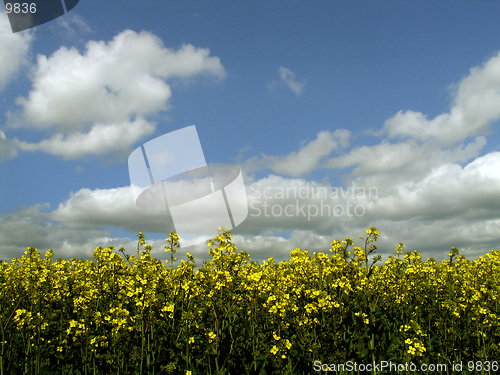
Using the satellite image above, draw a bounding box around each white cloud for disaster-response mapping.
[0,203,113,261]
[0,9,33,92]
[235,156,500,262]
[47,185,171,233]
[383,50,500,145]
[279,67,306,95]
[0,130,20,161]
[17,117,156,160]
[323,51,500,188]
[267,67,306,95]
[52,11,92,37]
[325,136,487,185]
[2,145,500,264]
[242,129,350,176]
[5,29,226,160]
[364,151,500,223]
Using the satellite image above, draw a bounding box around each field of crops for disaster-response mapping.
[0,227,499,374]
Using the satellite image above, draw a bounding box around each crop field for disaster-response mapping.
[0,227,499,374]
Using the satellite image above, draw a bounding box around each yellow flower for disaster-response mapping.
[208,331,217,343]
[270,345,279,355]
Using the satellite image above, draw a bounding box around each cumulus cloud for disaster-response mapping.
[324,51,500,188]
[0,8,33,92]
[5,29,226,160]
[2,160,500,265]
[242,129,350,177]
[0,187,185,263]
[47,185,172,232]
[235,153,500,262]
[325,136,487,187]
[0,185,297,265]
[363,151,500,223]
[16,117,156,160]
[0,202,157,263]
[383,51,500,145]
[0,178,369,263]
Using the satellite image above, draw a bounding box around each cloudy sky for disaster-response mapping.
[1,0,500,267]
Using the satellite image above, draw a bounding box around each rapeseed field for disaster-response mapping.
[0,227,498,374]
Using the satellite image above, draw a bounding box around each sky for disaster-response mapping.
[1,0,500,268]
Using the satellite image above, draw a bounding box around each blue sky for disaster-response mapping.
[2,0,500,266]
